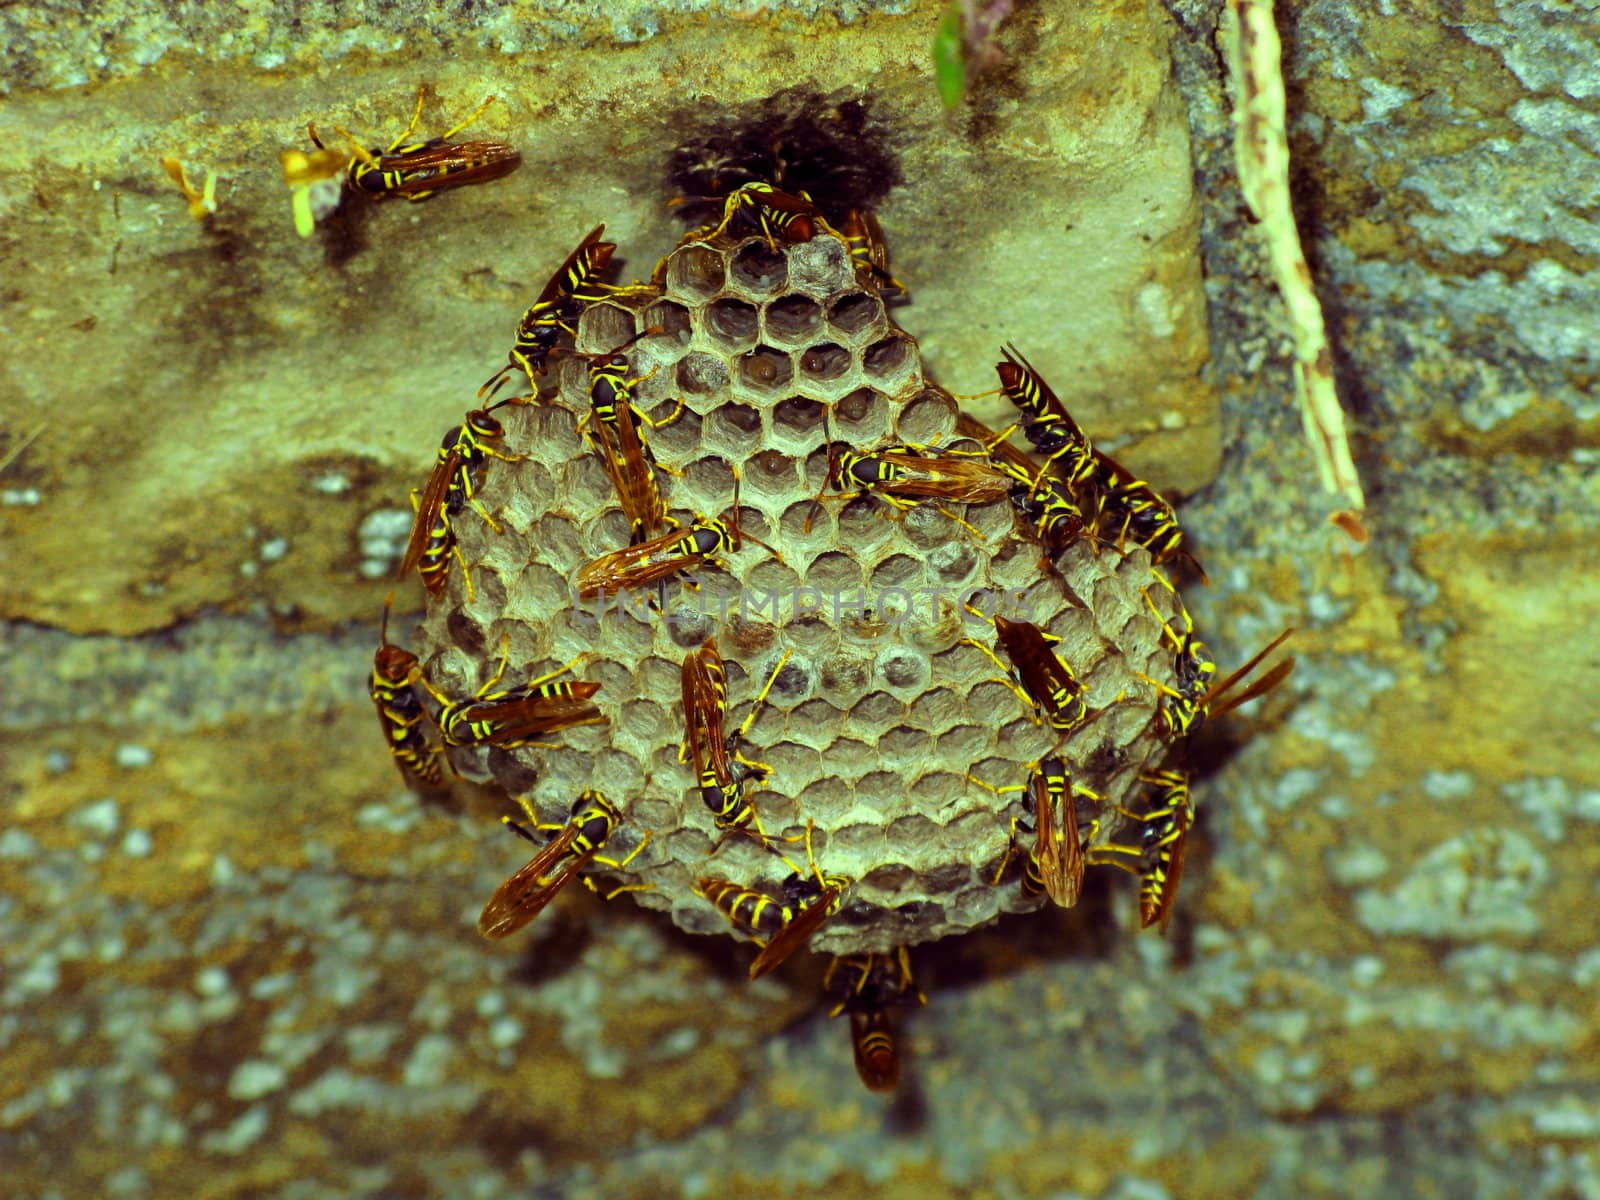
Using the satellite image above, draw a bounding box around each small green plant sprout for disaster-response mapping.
[933,0,1014,110]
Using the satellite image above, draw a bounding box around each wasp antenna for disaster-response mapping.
[478,364,514,401]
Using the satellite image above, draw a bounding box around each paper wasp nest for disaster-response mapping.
[414,220,1180,955]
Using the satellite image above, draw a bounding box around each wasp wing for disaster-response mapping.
[576,524,696,599]
[681,644,733,786]
[592,404,668,542]
[1205,630,1295,716]
[1034,771,1085,909]
[478,821,594,939]
[748,886,842,979]
[381,140,522,196]
[875,451,1013,504]
[462,689,607,746]
[535,224,616,307]
[400,449,462,578]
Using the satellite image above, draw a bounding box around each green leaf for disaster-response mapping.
[933,3,967,110]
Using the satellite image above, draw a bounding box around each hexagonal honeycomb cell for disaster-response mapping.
[411,215,1183,957]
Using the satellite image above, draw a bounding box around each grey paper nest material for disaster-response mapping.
[413,219,1179,956]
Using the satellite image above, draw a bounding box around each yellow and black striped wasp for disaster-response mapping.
[1091,768,1195,933]
[994,345,1098,492]
[955,413,1086,559]
[679,638,792,841]
[694,824,851,979]
[369,593,445,790]
[964,614,1093,740]
[840,208,907,300]
[970,755,1102,908]
[399,398,523,602]
[289,89,519,237]
[1133,769,1195,932]
[1088,448,1207,583]
[418,643,605,750]
[1138,573,1295,739]
[807,409,1012,536]
[707,181,820,249]
[576,473,781,599]
[577,330,682,545]
[482,224,620,395]
[478,790,651,940]
[822,946,925,1093]
[826,443,1014,511]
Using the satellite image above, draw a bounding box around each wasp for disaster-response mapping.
[578,335,681,544]
[1087,449,1207,582]
[315,89,518,200]
[481,224,620,395]
[840,208,907,299]
[828,444,1014,510]
[708,181,819,249]
[970,756,1103,908]
[955,413,1085,557]
[286,90,518,239]
[590,394,672,545]
[994,345,1098,491]
[808,421,1012,536]
[1132,769,1194,932]
[1138,575,1295,738]
[822,947,925,1092]
[680,639,792,840]
[399,399,523,601]
[1091,769,1195,933]
[478,790,651,940]
[418,642,605,750]
[576,473,780,600]
[964,614,1092,739]
[369,593,446,790]
[694,824,851,979]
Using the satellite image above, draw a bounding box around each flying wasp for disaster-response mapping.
[482,224,620,395]
[680,639,792,842]
[399,398,522,602]
[970,755,1103,908]
[313,89,518,199]
[478,790,651,940]
[418,642,605,750]
[822,947,925,1092]
[369,593,445,790]
[694,824,851,979]
[1137,576,1295,739]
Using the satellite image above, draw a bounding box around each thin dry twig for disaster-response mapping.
[1222,0,1367,524]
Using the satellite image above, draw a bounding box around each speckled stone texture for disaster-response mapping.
[413,217,1176,956]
